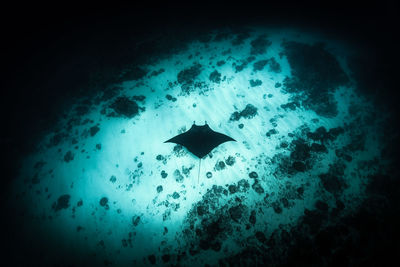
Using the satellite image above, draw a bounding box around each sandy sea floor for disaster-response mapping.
[4,24,399,266]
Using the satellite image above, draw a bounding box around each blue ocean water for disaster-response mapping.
[6,26,394,266]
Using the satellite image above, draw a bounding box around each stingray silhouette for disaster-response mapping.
[164,122,236,182]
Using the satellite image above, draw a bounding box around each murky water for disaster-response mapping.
[6,26,396,266]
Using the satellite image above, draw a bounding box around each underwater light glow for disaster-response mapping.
[6,26,394,266]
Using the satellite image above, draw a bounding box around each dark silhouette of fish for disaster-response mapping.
[165,122,236,182]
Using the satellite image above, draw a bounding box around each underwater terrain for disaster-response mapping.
[2,11,400,267]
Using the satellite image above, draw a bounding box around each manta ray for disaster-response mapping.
[165,122,236,182]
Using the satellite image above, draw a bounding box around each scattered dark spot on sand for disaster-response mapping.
[234,61,247,72]
[250,79,262,87]
[237,179,250,192]
[132,215,140,226]
[297,187,304,196]
[157,185,163,193]
[90,125,100,137]
[249,210,256,225]
[174,169,184,182]
[343,132,365,152]
[161,170,168,179]
[150,68,165,77]
[132,95,146,102]
[266,129,278,137]
[96,143,102,150]
[110,175,117,183]
[275,82,282,88]
[172,192,180,199]
[249,171,258,179]
[272,201,283,213]
[307,126,344,143]
[52,194,70,211]
[77,200,83,206]
[197,205,209,216]
[238,123,244,129]
[233,56,256,72]
[225,156,236,166]
[215,161,226,171]
[209,70,221,83]
[281,197,289,208]
[247,56,256,62]
[49,132,68,147]
[230,104,258,121]
[165,94,177,102]
[228,184,238,194]
[109,96,140,118]
[290,138,311,162]
[267,57,281,72]
[335,149,352,161]
[34,161,46,170]
[318,161,347,195]
[206,172,213,178]
[253,59,269,71]
[172,144,186,157]
[100,86,121,101]
[255,231,267,243]
[232,31,251,45]
[182,165,193,177]
[252,180,264,194]
[221,48,231,55]
[100,197,108,207]
[270,118,278,127]
[216,60,225,66]
[64,151,74,163]
[161,254,170,263]
[250,35,271,55]
[231,204,248,222]
[281,102,300,111]
[177,63,202,93]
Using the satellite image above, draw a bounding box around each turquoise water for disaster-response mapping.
[7,27,390,266]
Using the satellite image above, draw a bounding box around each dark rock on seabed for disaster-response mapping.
[282,41,349,117]
[249,79,262,87]
[209,70,221,83]
[253,59,269,71]
[109,96,141,118]
[52,194,71,211]
[89,125,100,136]
[267,57,281,72]
[318,161,347,195]
[99,197,108,207]
[63,151,74,162]
[225,156,235,166]
[230,104,258,121]
[250,35,271,55]
[177,63,202,93]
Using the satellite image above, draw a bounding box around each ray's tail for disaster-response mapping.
[198,158,201,184]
